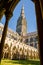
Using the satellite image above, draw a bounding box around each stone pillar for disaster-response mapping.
[32,0,43,65]
[39,0,43,19]
[0,11,12,62]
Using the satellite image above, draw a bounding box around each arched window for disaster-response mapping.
[30,37,33,42]
[35,36,38,41]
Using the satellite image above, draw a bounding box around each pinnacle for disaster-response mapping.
[21,5,25,18]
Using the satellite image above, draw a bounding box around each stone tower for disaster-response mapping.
[16,5,27,36]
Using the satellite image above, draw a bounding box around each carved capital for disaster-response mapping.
[0,0,20,20]
[0,8,6,20]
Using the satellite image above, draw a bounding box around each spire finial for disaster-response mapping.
[22,4,24,10]
[21,5,25,18]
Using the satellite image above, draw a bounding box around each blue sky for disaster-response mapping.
[0,0,37,33]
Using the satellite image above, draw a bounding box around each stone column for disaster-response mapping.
[32,0,43,65]
[39,0,43,19]
[0,11,12,62]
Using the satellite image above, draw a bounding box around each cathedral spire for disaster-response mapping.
[21,5,25,18]
[16,5,27,36]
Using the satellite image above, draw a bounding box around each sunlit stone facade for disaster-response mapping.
[0,23,39,59]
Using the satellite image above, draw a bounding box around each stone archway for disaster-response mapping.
[0,0,20,62]
[3,44,10,59]
[11,46,17,60]
[0,0,43,64]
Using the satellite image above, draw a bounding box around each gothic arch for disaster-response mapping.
[3,44,10,59]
